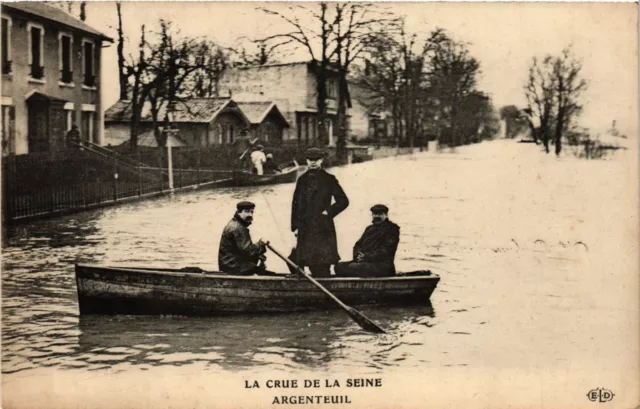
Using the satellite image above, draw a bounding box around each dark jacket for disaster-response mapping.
[353,220,400,271]
[218,214,265,273]
[291,168,349,265]
[263,158,280,174]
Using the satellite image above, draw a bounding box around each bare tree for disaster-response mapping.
[189,42,228,98]
[326,4,399,159]
[257,3,397,159]
[231,38,283,66]
[552,47,587,155]
[524,56,555,153]
[257,4,330,148]
[126,24,149,150]
[116,2,127,101]
[524,46,587,155]
[426,35,480,147]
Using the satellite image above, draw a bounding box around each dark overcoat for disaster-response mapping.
[353,220,400,271]
[218,214,265,273]
[291,168,349,266]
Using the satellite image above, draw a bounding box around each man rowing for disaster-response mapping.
[218,201,275,275]
[334,204,400,277]
[291,148,349,277]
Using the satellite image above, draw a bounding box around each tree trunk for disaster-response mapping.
[335,72,349,163]
[316,65,328,148]
[555,109,564,156]
[117,3,127,101]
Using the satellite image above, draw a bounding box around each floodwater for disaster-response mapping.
[2,140,638,408]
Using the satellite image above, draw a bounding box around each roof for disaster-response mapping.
[232,60,342,74]
[105,98,249,124]
[236,101,290,127]
[136,131,186,148]
[3,2,113,42]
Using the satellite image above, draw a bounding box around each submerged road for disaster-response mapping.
[2,140,637,407]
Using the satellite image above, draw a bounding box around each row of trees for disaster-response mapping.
[112,3,500,157]
[354,24,498,149]
[257,4,500,159]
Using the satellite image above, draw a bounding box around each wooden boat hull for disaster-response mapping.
[75,264,440,317]
[229,166,298,186]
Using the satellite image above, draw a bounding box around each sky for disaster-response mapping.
[77,1,638,137]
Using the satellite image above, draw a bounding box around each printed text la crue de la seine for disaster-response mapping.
[245,377,383,404]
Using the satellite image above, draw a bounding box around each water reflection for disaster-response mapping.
[72,305,435,373]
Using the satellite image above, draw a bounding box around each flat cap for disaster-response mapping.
[305,147,324,160]
[236,201,256,211]
[370,204,389,213]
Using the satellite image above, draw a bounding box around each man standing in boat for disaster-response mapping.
[291,148,349,277]
[219,201,274,275]
[334,204,400,277]
[234,129,258,171]
[250,144,267,175]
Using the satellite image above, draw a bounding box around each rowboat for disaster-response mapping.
[228,164,299,186]
[75,264,440,317]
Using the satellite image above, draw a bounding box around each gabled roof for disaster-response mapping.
[2,2,113,42]
[132,131,186,148]
[236,101,290,127]
[105,98,250,125]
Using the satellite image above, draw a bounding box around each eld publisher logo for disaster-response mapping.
[587,388,615,403]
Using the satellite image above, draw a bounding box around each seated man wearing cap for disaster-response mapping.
[291,147,349,278]
[218,201,274,275]
[263,153,281,174]
[250,145,267,175]
[334,204,400,278]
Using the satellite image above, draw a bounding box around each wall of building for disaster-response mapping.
[219,63,342,143]
[104,122,141,146]
[348,99,370,141]
[1,9,104,155]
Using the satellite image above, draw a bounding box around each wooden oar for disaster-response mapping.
[266,243,387,334]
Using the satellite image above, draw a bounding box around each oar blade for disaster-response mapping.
[346,306,387,334]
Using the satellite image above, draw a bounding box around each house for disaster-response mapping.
[105,98,290,148]
[1,2,113,156]
[347,82,389,143]
[218,61,347,147]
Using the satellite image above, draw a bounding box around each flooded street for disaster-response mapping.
[3,139,638,408]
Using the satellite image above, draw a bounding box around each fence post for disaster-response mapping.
[50,159,56,214]
[113,155,119,202]
[196,149,201,187]
[137,151,142,196]
[167,140,174,192]
[1,158,9,228]
[159,149,164,193]
[82,162,87,208]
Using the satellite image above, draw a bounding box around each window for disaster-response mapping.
[59,33,73,83]
[82,40,95,87]
[1,17,11,74]
[28,23,44,79]
[1,105,15,155]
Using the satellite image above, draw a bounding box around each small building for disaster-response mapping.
[105,98,290,148]
[236,101,289,144]
[347,83,389,143]
[1,2,113,155]
[218,61,347,147]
